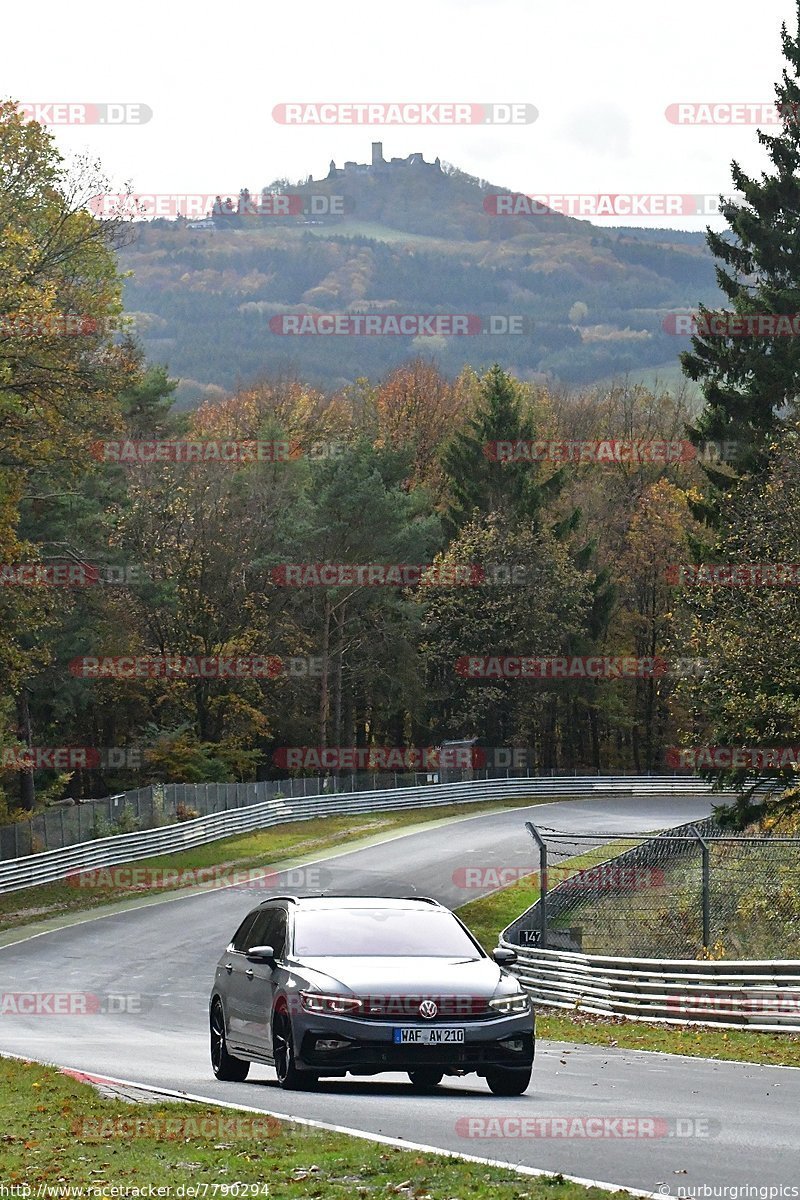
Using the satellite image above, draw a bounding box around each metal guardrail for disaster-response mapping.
[0,775,719,895]
[0,770,722,860]
[502,942,800,1031]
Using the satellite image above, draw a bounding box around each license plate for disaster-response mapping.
[393,1027,465,1044]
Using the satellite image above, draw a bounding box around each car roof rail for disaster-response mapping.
[258,893,443,905]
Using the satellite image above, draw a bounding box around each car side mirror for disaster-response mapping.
[246,944,276,964]
[492,946,518,965]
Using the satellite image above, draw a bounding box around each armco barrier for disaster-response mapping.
[0,775,720,895]
[0,770,724,860]
[501,942,800,1031]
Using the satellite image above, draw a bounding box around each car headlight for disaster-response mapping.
[300,991,363,1015]
[488,991,531,1015]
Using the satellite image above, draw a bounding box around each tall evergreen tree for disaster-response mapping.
[441,364,564,534]
[683,3,800,483]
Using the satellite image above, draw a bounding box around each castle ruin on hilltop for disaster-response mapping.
[326,142,442,179]
[204,143,445,226]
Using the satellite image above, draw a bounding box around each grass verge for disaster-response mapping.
[535,1010,800,1066]
[1,1056,631,1199]
[0,795,548,935]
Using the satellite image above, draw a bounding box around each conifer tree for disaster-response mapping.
[684,3,800,483]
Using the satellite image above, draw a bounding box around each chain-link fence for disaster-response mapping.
[0,768,719,861]
[504,818,800,959]
[0,764,548,861]
[0,773,432,860]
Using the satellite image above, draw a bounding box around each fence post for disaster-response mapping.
[691,825,711,951]
[525,820,548,950]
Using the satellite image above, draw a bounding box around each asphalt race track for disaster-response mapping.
[2,794,799,1195]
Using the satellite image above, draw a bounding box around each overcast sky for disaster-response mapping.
[4,0,796,228]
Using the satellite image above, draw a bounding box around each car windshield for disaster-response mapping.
[292,907,482,958]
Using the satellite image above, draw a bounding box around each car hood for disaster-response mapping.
[296,955,509,998]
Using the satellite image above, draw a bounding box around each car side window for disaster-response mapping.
[230,912,258,952]
[246,906,288,958]
[246,909,275,951]
[271,908,287,959]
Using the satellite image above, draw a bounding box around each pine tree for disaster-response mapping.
[683,3,800,481]
[441,364,564,534]
[120,353,181,437]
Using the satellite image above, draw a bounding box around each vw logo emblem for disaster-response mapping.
[419,999,438,1020]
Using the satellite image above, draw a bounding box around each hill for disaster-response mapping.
[118,144,719,403]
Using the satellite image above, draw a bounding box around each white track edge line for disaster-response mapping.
[0,1050,662,1199]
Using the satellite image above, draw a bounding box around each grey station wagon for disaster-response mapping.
[209,895,535,1094]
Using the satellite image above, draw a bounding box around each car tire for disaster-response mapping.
[273,1010,318,1090]
[485,1065,532,1096]
[408,1069,444,1090]
[210,999,250,1082]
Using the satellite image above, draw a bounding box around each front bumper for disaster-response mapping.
[295,1012,535,1075]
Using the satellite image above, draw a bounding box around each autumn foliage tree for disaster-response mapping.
[0,101,134,807]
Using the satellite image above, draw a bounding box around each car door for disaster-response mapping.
[255,905,288,1058]
[237,904,288,1055]
[222,911,258,1048]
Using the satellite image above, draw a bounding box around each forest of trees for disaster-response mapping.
[4,2,800,829]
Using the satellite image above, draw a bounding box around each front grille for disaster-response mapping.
[354,996,494,1021]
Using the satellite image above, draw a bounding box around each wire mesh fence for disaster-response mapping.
[0,774,430,860]
[0,768,720,861]
[504,818,800,960]
[0,764,544,861]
